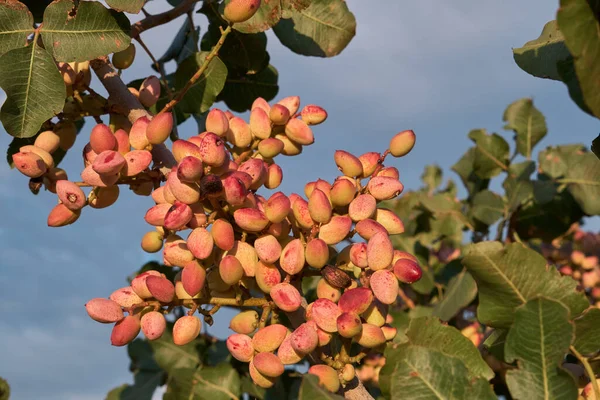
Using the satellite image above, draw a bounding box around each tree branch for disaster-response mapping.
[130,0,198,39]
[89,57,176,170]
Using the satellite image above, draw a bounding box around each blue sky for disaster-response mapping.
[1,1,599,399]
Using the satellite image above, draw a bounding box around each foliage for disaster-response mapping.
[2,1,600,400]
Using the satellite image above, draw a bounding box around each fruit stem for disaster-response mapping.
[340,337,352,363]
[158,25,233,115]
[258,303,272,329]
[571,345,599,399]
[398,286,415,309]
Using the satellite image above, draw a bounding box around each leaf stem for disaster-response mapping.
[158,25,232,115]
[571,345,599,399]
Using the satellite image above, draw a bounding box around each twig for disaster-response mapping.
[131,0,198,39]
[158,25,233,115]
[398,287,415,309]
[571,345,599,399]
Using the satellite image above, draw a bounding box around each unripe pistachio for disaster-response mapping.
[292,197,314,229]
[318,215,352,245]
[264,192,291,223]
[92,150,125,175]
[35,130,61,154]
[221,173,248,206]
[301,104,328,125]
[55,180,86,211]
[265,163,283,189]
[55,120,77,150]
[367,232,394,271]
[277,334,303,364]
[111,316,141,346]
[358,152,380,178]
[227,241,258,277]
[342,364,355,382]
[254,234,282,264]
[252,97,270,113]
[250,107,272,140]
[255,261,281,293]
[370,269,399,304]
[206,109,230,137]
[348,194,377,221]
[146,275,175,302]
[163,235,194,267]
[349,242,368,268]
[269,104,290,125]
[334,150,363,177]
[173,315,201,345]
[212,218,235,250]
[363,300,388,327]
[233,208,269,232]
[85,298,124,323]
[276,133,302,156]
[131,271,162,299]
[90,123,117,154]
[219,255,244,285]
[19,145,54,168]
[393,259,422,283]
[253,352,285,378]
[305,238,330,269]
[141,311,166,341]
[144,203,171,226]
[389,129,416,157]
[146,112,173,145]
[355,218,388,240]
[338,287,373,315]
[271,282,302,312]
[290,322,319,355]
[223,0,261,23]
[330,178,357,207]
[229,310,259,334]
[164,201,193,230]
[285,118,313,145]
[122,149,152,177]
[113,129,130,155]
[112,44,136,69]
[381,325,398,341]
[226,333,254,362]
[280,239,305,275]
[47,203,81,227]
[252,324,288,353]
[129,116,151,150]
[308,365,340,393]
[258,137,284,158]
[308,189,332,223]
[376,166,400,179]
[166,169,200,204]
[311,298,342,332]
[141,231,163,253]
[355,323,386,348]
[199,132,227,166]
[139,75,161,108]
[249,359,276,389]
[186,228,213,260]
[238,158,266,189]
[367,176,404,200]
[57,62,76,85]
[337,312,362,338]
[374,208,404,234]
[110,286,143,308]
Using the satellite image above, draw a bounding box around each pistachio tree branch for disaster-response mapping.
[158,25,233,115]
[131,0,199,39]
[89,57,176,171]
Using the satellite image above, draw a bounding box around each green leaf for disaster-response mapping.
[226,1,282,34]
[557,0,600,119]
[451,147,490,198]
[561,152,600,215]
[201,23,268,74]
[421,164,443,193]
[503,98,548,158]
[155,18,199,68]
[398,317,494,380]
[174,52,228,114]
[503,161,535,212]
[432,268,478,322]
[241,375,266,399]
[538,144,585,179]
[573,307,600,355]
[0,377,9,400]
[380,344,496,400]
[42,0,131,62]
[273,0,356,58]
[483,329,507,362]
[165,364,241,400]
[106,0,145,14]
[470,190,505,225]
[556,56,593,117]
[462,242,588,328]
[505,298,577,400]
[218,64,279,112]
[0,0,34,57]
[148,329,200,373]
[532,179,557,205]
[513,20,571,81]
[298,375,344,400]
[266,370,302,400]
[513,188,584,242]
[468,129,510,179]
[281,0,312,18]
[0,40,65,138]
